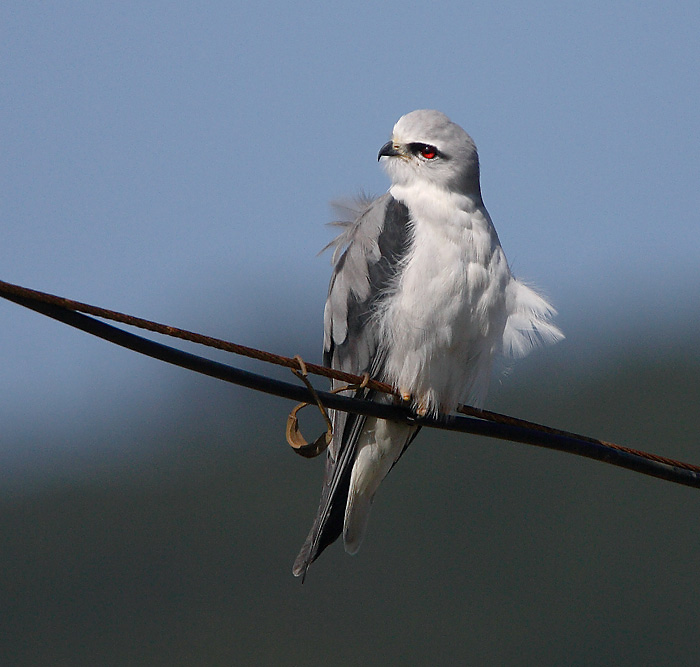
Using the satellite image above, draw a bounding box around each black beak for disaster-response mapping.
[378,141,401,161]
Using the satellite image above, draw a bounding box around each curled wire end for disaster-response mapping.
[285,359,374,458]
[286,402,331,458]
[286,355,334,457]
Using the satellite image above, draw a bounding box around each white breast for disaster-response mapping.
[379,183,512,413]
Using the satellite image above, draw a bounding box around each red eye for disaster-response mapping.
[409,142,439,160]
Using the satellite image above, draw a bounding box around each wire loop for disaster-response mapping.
[286,356,334,457]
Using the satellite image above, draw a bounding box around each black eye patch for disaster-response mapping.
[408,143,444,160]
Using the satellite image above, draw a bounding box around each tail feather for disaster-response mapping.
[343,491,372,555]
[292,407,368,579]
[293,414,416,577]
[292,456,352,578]
[342,419,417,557]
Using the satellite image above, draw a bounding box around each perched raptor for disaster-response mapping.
[293,110,563,578]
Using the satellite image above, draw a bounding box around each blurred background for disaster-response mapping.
[1,2,699,665]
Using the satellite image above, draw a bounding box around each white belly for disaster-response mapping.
[380,186,511,412]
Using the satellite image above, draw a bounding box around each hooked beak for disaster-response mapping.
[378,141,402,161]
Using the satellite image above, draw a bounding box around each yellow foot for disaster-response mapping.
[399,388,429,417]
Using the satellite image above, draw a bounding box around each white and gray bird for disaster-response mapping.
[293,110,563,578]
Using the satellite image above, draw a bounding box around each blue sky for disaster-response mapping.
[1,2,699,459]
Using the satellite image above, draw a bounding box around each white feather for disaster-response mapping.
[378,182,510,413]
[502,280,564,358]
[343,418,415,554]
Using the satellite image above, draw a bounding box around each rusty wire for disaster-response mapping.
[1,278,699,489]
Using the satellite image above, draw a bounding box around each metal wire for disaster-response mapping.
[2,278,699,489]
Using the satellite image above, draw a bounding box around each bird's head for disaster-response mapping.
[378,109,481,197]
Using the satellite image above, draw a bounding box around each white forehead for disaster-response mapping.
[392,109,474,151]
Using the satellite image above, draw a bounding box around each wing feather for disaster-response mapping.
[293,193,412,578]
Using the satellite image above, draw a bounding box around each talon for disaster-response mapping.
[400,388,412,402]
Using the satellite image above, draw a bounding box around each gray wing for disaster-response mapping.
[293,193,411,578]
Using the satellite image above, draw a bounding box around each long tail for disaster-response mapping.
[292,407,368,579]
[343,419,419,555]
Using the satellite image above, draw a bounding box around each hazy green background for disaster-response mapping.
[2,2,699,665]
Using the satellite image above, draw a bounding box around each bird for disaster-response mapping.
[292,109,563,578]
